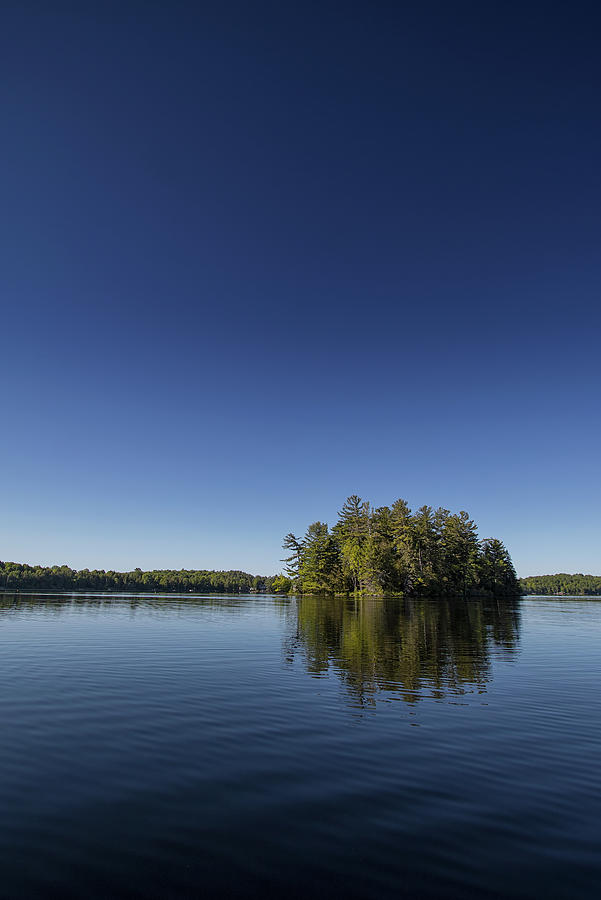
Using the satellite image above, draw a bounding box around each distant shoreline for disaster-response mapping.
[2,560,599,598]
[519,573,601,596]
[2,588,599,602]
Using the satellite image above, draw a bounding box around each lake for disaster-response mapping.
[0,594,599,899]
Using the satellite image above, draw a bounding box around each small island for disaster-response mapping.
[276,495,520,598]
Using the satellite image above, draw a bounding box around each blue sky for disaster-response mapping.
[2,2,600,576]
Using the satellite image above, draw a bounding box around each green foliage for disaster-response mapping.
[1,496,525,601]
[519,573,601,595]
[439,511,479,596]
[479,539,520,597]
[298,522,342,594]
[0,562,277,594]
[271,574,293,593]
[283,495,520,598]
[282,533,303,580]
[334,495,372,592]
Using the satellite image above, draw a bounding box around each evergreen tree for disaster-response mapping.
[409,505,439,594]
[478,538,520,597]
[389,498,413,592]
[281,494,522,598]
[363,506,396,593]
[440,511,479,597]
[297,522,342,593]
[282,533,303,584]
[334,495,371,592]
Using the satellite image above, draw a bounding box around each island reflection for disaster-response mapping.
[0,592,521,708]
[285,596,521,706]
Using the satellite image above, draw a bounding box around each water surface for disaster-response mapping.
[0,594,599,898]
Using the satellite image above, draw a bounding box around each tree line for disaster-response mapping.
[0,562,277,594]
[276,495,520,597]
[519,573,601,595]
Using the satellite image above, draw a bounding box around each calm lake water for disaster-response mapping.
[0,594,599,899]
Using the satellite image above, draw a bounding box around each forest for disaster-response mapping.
[519,574,601,595]
[0,562,274,594]
[276,495,520,598]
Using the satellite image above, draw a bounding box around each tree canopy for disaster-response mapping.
[282,495,520,598]
[519,574,601,596]
[0,562,277,594]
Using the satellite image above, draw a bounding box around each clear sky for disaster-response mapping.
[2,2,600,577]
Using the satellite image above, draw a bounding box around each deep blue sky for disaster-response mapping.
[2,2,600,576]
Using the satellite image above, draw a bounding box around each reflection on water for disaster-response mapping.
[0,592,599,900]
[287,596,520,706]
[0,594,520,711]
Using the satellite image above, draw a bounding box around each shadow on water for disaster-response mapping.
[285,596,521,706]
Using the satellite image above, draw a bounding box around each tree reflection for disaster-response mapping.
[0,592,520,708]
[286,596,520,706]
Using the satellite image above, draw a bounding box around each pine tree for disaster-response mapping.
[410,506,439,594]
[478,538,520,597]
[282,495,521,598]
[298,522,342,593]
[439,511,479,597]
[389,498,413,592]
[363,506,396,593]
[282,533,303,583]
[334,495,371,592]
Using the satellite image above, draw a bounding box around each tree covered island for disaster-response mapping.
[276,495,520,598]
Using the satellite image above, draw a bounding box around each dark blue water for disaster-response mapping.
[0,594,599,899]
